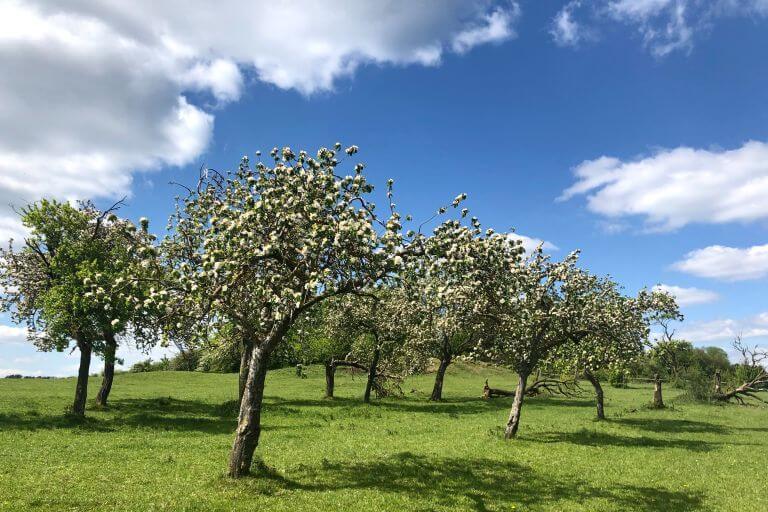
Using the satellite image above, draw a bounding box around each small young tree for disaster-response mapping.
[0,200,153,414]
[641,290,684,408]
[286,302,356,398]
[322,289,411,402]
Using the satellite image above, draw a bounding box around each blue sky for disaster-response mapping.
[2,0,768,376]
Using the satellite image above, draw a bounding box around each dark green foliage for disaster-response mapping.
[608,369,629,388]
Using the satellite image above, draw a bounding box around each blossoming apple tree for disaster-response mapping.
[136,143,464,477]
[472,246,601,438]
[550,276,651,420]
[0,200,154,414]
[401,219,511,401]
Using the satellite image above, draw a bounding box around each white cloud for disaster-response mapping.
[551,1,586,46]
[0,368,43,377]
[0,0,520,244]
[680,314,768,342]
[673,243,768,281]
[507,233,558,254]
[554,0,768,56]
[652,284,718,306]
[560,140,768,231]
[0,325,27,345]
[451,4,519,54]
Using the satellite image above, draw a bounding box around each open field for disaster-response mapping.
[0,363,766,512]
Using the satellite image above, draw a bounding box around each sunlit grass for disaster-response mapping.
[0,362,766,511]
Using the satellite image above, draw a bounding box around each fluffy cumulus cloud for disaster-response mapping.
[551,0,768,56]
[673,243,768,281]
[0,325,27,345]
[679,313,768,343]
[0,0,520,243]
[507,233,558,254]
[559,141,768,231]
[652,284,718,306]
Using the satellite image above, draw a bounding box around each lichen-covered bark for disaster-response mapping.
[363,347,381,403]
[238,337,253,403]
[652,373,664,409]
[430,355,451,401]
[228,320,288,478]
[584,370,605,420]
[72,339,92,416]
[504,371,529,439]
[325,359,336,398]
[95,332,117,407]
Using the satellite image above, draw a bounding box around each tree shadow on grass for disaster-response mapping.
[0,398,243,434]
[0,412,116,432]
[267,396,512,416]
[613,418,731,435]
[526,397,596,408]
[527,429,723,452]
[236,452,705,511]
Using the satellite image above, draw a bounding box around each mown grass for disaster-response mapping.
[0,362,766,511]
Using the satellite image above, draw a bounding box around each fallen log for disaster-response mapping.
[482,378,582,399]
[482,380,515,399]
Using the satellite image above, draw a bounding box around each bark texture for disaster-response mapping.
[95,332,117,407]
[228,320,288,478]
[72,340,92,416]
[584,370,605,420]
[652,373,664,409]
[325,359,335,398]
[430,355,451,401]
[504,371,529,439]
[238,338,253,403]
[363,347,381,403]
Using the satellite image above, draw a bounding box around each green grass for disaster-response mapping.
[1,363,766,511]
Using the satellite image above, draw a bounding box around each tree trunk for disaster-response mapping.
[652,373,664,409]
[95,332,117,407]
[238,338,253,403]
[714,370,722,394]
[584,370,605,420]
[228,320,288,478]
[430,355,451,401]
[363,347,381,403]
[72,340,92,416]
[504,371,529,439]
[325,359,336,398]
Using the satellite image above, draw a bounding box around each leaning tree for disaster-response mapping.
[0,200,153,414]
[136,143,463,477]
[472,245,610,439]
[401,219,493,401]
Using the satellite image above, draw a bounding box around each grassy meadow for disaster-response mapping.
[0,362,766,511]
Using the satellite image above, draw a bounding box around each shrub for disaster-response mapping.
[678,368,714,402]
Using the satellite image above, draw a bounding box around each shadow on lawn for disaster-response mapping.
[0,397,242,434]
[268,396,519,416]
[269,394,601,416]
[614,418,731,435]
[238,452,705,511]
[528,429,725,452]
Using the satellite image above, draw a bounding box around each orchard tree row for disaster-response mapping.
[2,143,763,479]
